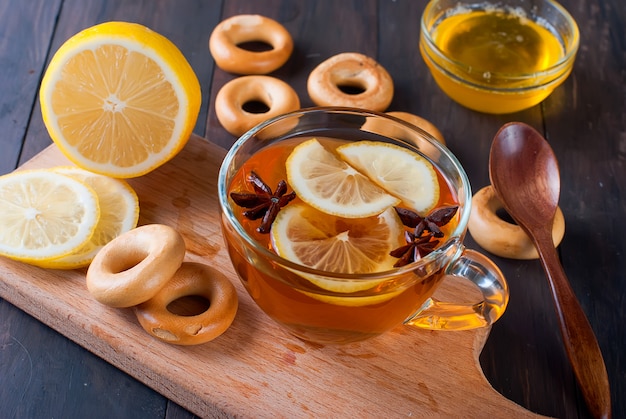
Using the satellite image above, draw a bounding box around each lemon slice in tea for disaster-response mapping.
[286,138,400,218]
[271,203,406,306]
[271,203,404,285]
[271,203,405,276]
[337,141,440,215]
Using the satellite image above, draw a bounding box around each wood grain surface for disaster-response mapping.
[0,135,540,418]
[1,0,624,418]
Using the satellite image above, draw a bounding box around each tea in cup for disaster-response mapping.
[218,108,508,344]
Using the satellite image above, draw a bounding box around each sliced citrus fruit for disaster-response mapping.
[299,287,405,307]
[271,203,406,306]
[0,170,100,264]
[271,203,405,275]
[41,167,139,269]
[337,141,440,215]
[286,138,400,218]
[39,21,201,178]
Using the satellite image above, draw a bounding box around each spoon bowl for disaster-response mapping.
[489,122,561,231]
[489,122,611,419]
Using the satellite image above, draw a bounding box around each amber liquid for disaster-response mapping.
[432,9,564,83]
[223,136,460,343]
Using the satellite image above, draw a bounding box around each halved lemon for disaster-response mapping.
[41,167,139,269]
[271,203,406,306]
[286,138,400,218]
[39,21,201,178]
[0,170,100,264]
[337,141,440,215]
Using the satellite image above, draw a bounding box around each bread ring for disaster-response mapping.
[209,14,293,75]
[215,75,300,136]
[468,185,565,260]
[386,111,446,145]
[86,224,186,308]
[307,52,394,112]
[134,262,238,345]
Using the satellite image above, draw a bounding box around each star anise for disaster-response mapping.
[230,171,296,234]
[390,205,458,267]
[390,232,440,267]
[394,205,458,237]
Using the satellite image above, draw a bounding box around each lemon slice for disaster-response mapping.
[39,21,201,178]
[271,203,405,275]
[286,138,400,218]
[299,287,405,307]
[0,170,100,264]
[337,141,440,215]
[271,203,405,306]
[41,167,139,269]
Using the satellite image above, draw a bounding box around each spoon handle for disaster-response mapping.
[533,228,612,419]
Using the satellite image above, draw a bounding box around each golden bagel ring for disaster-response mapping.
[86,224,186,308]
[386,111,446,144]
[307,52,394,112]
[468,185,565,260]
[134,262,238,345]
[209,14,293,75]
[215,75,300,136]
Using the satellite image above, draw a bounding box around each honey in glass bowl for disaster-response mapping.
[420,0,579,114]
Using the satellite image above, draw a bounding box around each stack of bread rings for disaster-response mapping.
[209,14,445,143]
[210,15,300,136]
[86,224,238,345]
[468,185,566,260]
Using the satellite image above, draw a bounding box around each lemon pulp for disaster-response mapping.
[40,21,201,178]
[0,170,100,263]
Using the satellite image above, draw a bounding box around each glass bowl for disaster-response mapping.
[420,0,579,114]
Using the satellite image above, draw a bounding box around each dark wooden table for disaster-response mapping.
[1,1,624,418]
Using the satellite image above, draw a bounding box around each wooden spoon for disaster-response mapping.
[489,122,611,419]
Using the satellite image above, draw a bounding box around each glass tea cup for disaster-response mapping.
[218,107,508,344]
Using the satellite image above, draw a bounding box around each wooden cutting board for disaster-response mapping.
[0,134,543,418]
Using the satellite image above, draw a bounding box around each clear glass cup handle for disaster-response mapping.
[405,249,509,330]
